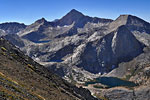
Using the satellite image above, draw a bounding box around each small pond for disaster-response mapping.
[85,77,137,88]
[35,40,51,43]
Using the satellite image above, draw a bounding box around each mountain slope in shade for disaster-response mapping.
[3,34,25,47]
[17,18,51,42]
[17,18,75,42]
[0,37,97,100]
[18,18,51,37]
[0,22,26,34]
[70,25,144,73]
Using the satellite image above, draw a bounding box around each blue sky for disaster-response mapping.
[0,0,150,25]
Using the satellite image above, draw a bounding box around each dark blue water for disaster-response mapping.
[35,40,51,43]
[85,77,137,88]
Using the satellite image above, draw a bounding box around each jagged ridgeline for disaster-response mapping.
[0,38,97,100]
[3,10,150,79]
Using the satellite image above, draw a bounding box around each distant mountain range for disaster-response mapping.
[1,9,150,100]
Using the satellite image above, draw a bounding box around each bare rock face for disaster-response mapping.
[103,88,134,100]
[134,86,150,100]
[72,25,144,73]
[0,29,6,36]
[111,25,144,60]
[126,15,150,33]
[101,86,150,100]
[109,15,150,33]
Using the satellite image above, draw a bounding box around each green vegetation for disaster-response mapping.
[10,85,22,93]
[99,97,109,100]
[84,79,97,86]
[1,47,7,51]
[0,72,19,85]
[124,74,132,80]
[93,84,108,89]
[68,75,77,85]
[33,93,46,100]
[0,72,46,100]
[0,47,7,55]
[94,93,109,100]
[27,64,35,71]
[0,73,22,93]
[1,52,6,55]
[10,53,18,58]
[0,38,97,100]
[0,90,20,100]
[123,67,142,81]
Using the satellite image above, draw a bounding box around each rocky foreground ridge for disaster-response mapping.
[0,37,98,100]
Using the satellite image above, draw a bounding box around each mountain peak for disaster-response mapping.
[109,14,150,31]
[35,17,47,24]
[109,15,129,31]
[70,9,78,12]
[119,14,130,17]
[65,9,84,18]
[116,14,150,25]
[69,9,82,14]
[54,9,84,26]
[117,14,140,22]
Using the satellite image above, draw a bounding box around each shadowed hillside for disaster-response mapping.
[0,37,97,100]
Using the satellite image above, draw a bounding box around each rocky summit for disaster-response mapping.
[1,9,150,100]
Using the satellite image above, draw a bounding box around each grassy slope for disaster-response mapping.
[0,38,96,100]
